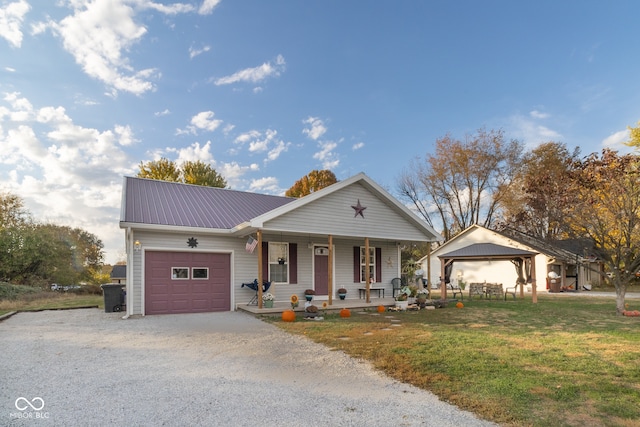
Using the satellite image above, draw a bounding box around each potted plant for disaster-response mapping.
[458,280,467,291]
[395,286,411,310]
[278,257,286,265]
[304,304,319,318]
[262,292,275,308]
[337,287,347,300]
[304,289,315,301]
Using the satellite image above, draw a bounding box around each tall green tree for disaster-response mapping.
[498,142,580,240]
[285,170,338,197]
[0,193,104,286]
[398,128,522,240]
[137,158,227,188]
[566,149,640,315]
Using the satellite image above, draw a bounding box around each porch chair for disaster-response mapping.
[391,277,405,298]
[241,279,272,305]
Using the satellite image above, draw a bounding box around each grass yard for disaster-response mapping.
[270,295,640,427]
[0,282,102,315]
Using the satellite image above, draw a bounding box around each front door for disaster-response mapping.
[314,246,329,296]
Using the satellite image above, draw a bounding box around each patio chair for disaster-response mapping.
[447,283,463,301]
[391,277,405,298]
[241,279,272,305]
[504,282,520,300]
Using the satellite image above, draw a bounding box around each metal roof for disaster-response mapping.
[438,243,537,259]
[120,177,295,229]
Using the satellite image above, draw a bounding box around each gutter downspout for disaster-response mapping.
[122,227,132,319]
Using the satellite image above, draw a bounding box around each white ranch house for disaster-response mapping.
[119,173,443,316]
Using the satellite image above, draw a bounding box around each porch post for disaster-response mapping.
[426,242,432,289]
[328,234,333,305]
[257,229,263,309]
[365,237,370,303]
[531,254,537,304]
[441,259,448,300]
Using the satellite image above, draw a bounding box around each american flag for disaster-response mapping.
[245,236,258,253]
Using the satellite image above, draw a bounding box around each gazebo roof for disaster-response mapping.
[438,243,538,260]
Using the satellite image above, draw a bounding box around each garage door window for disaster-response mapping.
[172,267,189,279]
[192,268,209,279]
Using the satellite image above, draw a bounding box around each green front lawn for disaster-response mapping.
[271,295,640,427]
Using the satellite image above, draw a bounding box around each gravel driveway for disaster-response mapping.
[1,309,496,427]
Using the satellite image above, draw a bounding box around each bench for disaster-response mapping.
[358,287,385,299]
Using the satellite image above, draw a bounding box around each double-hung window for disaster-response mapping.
[269,242,288,283]
[360,246,376,283]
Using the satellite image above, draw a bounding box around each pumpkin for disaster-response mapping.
[340,308,351,318]
[377,305,386,313]
[282,309,296,322]
[456,302,464,309]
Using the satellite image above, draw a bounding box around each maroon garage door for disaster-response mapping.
[145,251,231,315]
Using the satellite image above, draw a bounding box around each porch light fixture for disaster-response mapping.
[134,240,141,252]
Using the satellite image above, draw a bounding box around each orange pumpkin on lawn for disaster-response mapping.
[282,310,296,322]
[377,305,386,313]
[340,308,351,318]
[456,302,464,308]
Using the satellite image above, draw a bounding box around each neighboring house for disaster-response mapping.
[418,225,602,292]
[110,265,126,284]
[119,173,443,316]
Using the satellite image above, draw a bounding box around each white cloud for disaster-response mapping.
[602,129,629,148]
[0,93,137,263]
[313,140,339,170]
[154,109,171,117]
[176,111,223,135]
[302,116,327,140]
[213,54,286,86]
[529,110,549,119]
[168,141,214,164]
[142,1,195,15]
[4,66,16,72]
[507,112,562,147]
[0,0,30,48]
[352,141,364,150]
[249,176,281,194]
[234,130,261,145]
[199,0,221,15]
[237,129,290,162]
[49,0,193,96]
[189,44,211,59]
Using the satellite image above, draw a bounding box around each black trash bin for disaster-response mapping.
[101,284,126,313]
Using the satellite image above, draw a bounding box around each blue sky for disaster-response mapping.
[1,0,639,264]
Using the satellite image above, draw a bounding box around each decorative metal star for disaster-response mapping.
[351,199,367,218]
[187,237,198,248]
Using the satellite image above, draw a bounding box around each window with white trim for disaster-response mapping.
[172,267,189,280]
[192,268,209,279]
[269,242,288,283]
[360,247,376,283]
